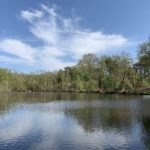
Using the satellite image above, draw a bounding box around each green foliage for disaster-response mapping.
[134,38,150,88]
[0,39,149,93]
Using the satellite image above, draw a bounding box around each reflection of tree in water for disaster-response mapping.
[139,99,150,150]
[0,92,87,113]
[66,107,132,133]
[0,93,139,114]
[141,116,150,150]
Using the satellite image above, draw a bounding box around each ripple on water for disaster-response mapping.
[0,94,150,150]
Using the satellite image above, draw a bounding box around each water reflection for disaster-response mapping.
[66,107,132,133]
[0,92,150,150]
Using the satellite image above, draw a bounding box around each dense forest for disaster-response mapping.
[0,38,150,94]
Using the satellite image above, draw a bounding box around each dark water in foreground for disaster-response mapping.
[0,93,150,150]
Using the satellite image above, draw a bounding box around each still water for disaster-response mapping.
[0,93,150,150]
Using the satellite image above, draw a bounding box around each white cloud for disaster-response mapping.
[0,39,35,63]
[21,10,43,23]
[0,4,131,71]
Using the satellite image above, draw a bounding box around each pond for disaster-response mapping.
[0,93,150,150]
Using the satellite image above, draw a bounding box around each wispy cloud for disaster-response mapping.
[0,4,131,72]
[0,39,35,62]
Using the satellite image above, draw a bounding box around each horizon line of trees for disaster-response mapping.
[0,38,149,94]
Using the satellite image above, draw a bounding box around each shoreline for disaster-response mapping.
[1,89,149,95]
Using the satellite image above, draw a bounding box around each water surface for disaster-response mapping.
[0,93,150,150]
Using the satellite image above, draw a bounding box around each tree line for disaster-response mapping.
[0,38,149,94]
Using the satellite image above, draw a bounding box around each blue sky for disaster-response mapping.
[0,0,150,72]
